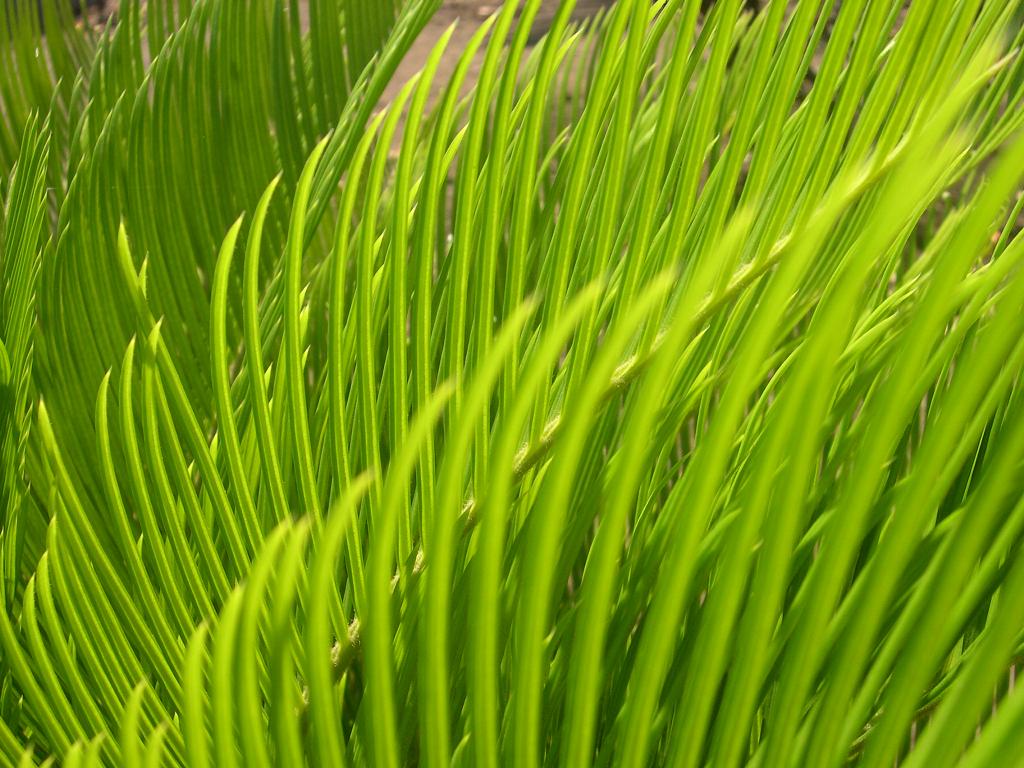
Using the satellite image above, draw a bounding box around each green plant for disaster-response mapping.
[2,0,1024,765]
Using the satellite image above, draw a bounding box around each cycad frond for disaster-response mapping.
[2,1,1024,766]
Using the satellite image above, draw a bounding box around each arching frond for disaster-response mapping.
[2,1,1024,766]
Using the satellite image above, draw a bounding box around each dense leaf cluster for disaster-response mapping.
[1,0,1024,765]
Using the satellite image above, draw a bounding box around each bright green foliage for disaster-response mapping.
[2,0,1024,765]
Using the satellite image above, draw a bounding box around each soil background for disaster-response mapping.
[388,1,615,103]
